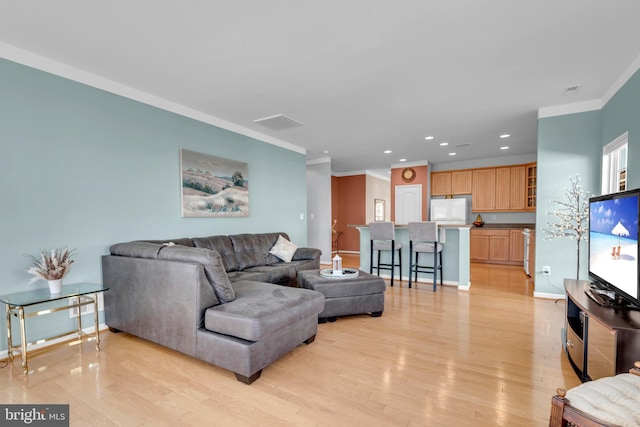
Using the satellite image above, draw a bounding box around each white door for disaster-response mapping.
[395,185,422,224]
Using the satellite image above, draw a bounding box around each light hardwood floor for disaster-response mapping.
[0,259,581,426]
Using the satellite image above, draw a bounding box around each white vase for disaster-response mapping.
[48,279,62,294]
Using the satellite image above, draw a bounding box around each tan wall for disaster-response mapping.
[365,174,391,223]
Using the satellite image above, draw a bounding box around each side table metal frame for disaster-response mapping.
[4,292,102,374]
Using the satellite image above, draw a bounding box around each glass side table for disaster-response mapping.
[0,283,109,374]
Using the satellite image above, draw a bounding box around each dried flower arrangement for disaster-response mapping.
[26,247,75,284]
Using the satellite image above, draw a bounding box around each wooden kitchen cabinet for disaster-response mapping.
[470,233,489,261]
[471,228,525,265]
[509,229,525,263]
[431,170,472,196]
[495,167,511,210]
[431,172,452,196]
[436,162,535,211]
[451,170,472,194]
[509,166,526,210]
[489,231,510,262]
[526,163,537,210]
[489,166,526,211]
[471,169,496,211]
[470,229,509,263]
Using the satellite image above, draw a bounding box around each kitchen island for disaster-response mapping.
[352,224,471,290]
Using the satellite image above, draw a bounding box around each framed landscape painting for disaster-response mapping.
[180,149,249,217]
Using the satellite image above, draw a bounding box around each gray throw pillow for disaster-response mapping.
[158,246,235,303]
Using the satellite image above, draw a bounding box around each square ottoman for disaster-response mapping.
[297,269,385,322]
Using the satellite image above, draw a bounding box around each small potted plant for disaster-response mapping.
[26,247,75,294]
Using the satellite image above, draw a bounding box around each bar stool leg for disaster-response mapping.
[369,242,373,275]
[390,241,395,287]
[408,241,413,288]
[433,250,438,292]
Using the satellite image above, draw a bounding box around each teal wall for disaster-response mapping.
[536,111,601,294]
[602,69,640,189]
[0,59,308,347]
[536,69,640,295]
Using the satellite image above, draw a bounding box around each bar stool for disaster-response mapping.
[369,221,402,286]
[408,222,443,291]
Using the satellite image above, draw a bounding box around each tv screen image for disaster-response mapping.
[588,191,639,303]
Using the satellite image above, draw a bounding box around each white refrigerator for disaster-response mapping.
[430,199,467,225]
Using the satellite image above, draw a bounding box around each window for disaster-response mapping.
[602,132,628,194]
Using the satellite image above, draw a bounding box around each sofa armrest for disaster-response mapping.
[293,247,321,263]
[102,255,219,356]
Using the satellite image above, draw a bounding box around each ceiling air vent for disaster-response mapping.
[253,114,304,131]
[562,85,582,96]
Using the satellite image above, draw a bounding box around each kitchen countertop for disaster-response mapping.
[349,223,472,229]
[350,223,533,229]
[471,223,535,229]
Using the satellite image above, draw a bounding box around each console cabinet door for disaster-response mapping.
[586,316,616,380]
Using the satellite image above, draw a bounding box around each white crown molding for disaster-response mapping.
[0,42,306,155]
[603,52,640,105]
[332,170,367,177]
[391,160,429,169]
[306,157,331,165]
[537,99,602,119]
[539,52,640,119]
[365,170,391,181]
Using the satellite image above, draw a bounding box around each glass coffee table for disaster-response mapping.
[0,283,108,374]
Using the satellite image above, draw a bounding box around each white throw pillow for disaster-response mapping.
[269,235,298,262]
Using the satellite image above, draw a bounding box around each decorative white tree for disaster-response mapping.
[543,175,590,280]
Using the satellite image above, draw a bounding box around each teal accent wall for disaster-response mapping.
[536,111,602,294]
[602,69,640,190]
[536,69,640,295]
[0,59,308,347]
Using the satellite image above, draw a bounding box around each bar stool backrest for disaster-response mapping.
[409,222,437,243]
[370,221,395,241]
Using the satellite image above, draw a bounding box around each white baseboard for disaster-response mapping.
[534,292,566,300]
[0,323,109,361]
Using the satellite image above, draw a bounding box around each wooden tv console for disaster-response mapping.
[564,278,640,382]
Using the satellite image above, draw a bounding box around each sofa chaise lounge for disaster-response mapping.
[102,232,325,384]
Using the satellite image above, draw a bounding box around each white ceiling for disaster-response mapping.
[1,1,640,174]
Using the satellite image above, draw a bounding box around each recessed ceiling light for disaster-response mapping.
[440,142,449,146]
[500,146,509,150]
[323,150,329,154]
[399,158,407,162]
[425,136,434,140]
[384,150,392,154]
[500,134,510,138]
[449,152,456,156]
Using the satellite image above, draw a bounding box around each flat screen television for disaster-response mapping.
[588,188,640,308]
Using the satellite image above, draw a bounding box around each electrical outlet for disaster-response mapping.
[542,266,551,275]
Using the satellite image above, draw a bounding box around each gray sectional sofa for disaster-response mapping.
[102,232,324,384]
